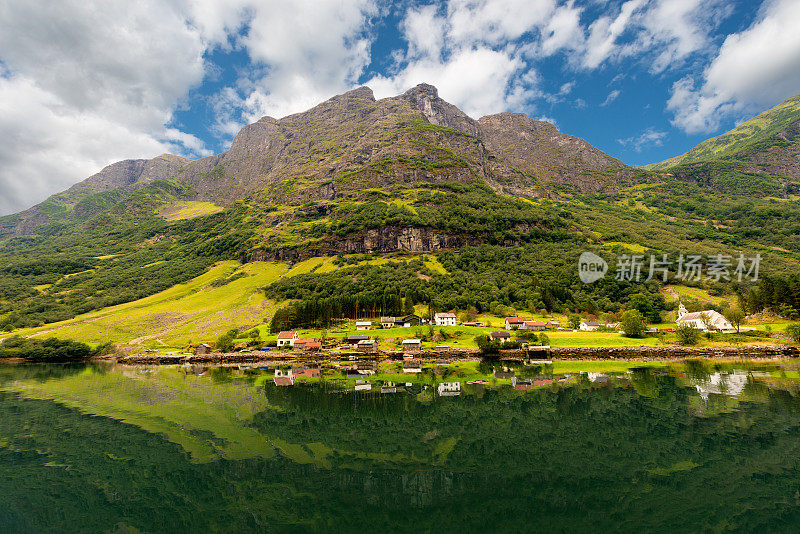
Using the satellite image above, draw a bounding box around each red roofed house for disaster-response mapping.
[294,338,321,351]
[277,331,298,348]
[522,321,546,331]
[505,317,525,330]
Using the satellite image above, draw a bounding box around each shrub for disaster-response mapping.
[621,310,646,338]
[676,324,701,345]
[786,323,800,343]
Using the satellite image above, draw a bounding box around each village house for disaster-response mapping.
[354,382,372,391]
[401,313,422,326]
[522,320,546,331]
[461,321,483,327]
[357,339,378,353]
[434,312,457,326]
[276,331,298,347]
[546,321,560,329]
[676,301,734,332]
[346,335,370,346]
[380,316,396,328]
[402,339,422,351]
[505,317,525,330]
[357,361,378,374]
[579,320,599,331]
[355,321,372,331]
[490,331,511,344]
[293,338,321,351]
[194,343,212,355]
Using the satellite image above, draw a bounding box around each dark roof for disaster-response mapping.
[490,331,511,338]
[347,335,370,342]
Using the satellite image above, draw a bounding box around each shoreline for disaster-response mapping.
[3,344,798,366]
[111,343,798,365]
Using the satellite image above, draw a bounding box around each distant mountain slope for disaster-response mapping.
[0,154,189,237]
[648,92,800,178]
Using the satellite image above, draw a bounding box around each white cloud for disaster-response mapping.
[601,89,621,106]
[0,0,212,215]
[234,0,377,121]
[368,47,528,118]
[617,127,668,152]
[366,1,542,118]
[668,0,800,133]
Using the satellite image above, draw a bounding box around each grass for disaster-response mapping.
[603,241,649,253]
[668,285,732,306]
[159,201,224,221]
[6,261,290,349]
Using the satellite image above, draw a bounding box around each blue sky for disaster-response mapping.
[1,0,800,214]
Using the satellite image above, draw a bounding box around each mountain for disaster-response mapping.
[2,83,800,340]
[1,84,647,238]
[648,92,800,179]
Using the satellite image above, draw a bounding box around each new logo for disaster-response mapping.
[578,252,608,283]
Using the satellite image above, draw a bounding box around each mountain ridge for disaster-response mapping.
[0,83,647,236]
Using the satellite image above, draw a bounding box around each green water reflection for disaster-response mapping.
[2,361,800,532]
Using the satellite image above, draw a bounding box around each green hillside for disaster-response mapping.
[649,92,800,169]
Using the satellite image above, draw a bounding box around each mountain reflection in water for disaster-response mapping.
[1,361,800,532]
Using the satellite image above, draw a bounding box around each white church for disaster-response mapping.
[676,301,734,332]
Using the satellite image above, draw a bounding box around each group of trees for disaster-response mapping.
[0,336,97,360]
[740,275,800,317]
[269,292,416,332]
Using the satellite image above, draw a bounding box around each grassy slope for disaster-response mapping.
[648,92,800,169]
[158,200,224,220]
[2,261,289,349]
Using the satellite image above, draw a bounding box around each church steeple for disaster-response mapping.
[678,299,687,319]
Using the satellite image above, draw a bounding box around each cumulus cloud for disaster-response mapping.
[617,127,668,152]
[366,1,543,118]
[0,0,212,215]
[233,0,377,121]
[668,0,800,133]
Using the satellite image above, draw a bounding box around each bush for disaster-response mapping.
[620,310,646,338]
[0,336,94,360]
[676,324,701,345]
[786,323,800,343]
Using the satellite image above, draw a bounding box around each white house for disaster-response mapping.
[434,312,457,326]
[277,331,298,347]
[676,302,733,332]
[579,321,599,331]
[355,321,372,331]
[505,317,525,330]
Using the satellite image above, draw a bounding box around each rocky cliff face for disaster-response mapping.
[248,226,488,261]
[67,153,190,196]
[478,112,641,195]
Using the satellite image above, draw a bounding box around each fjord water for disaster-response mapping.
[1,363,800,532]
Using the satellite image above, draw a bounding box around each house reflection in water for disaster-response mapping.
[437,382,461,396]
[274,369,295,386]
[692,372,749,400]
